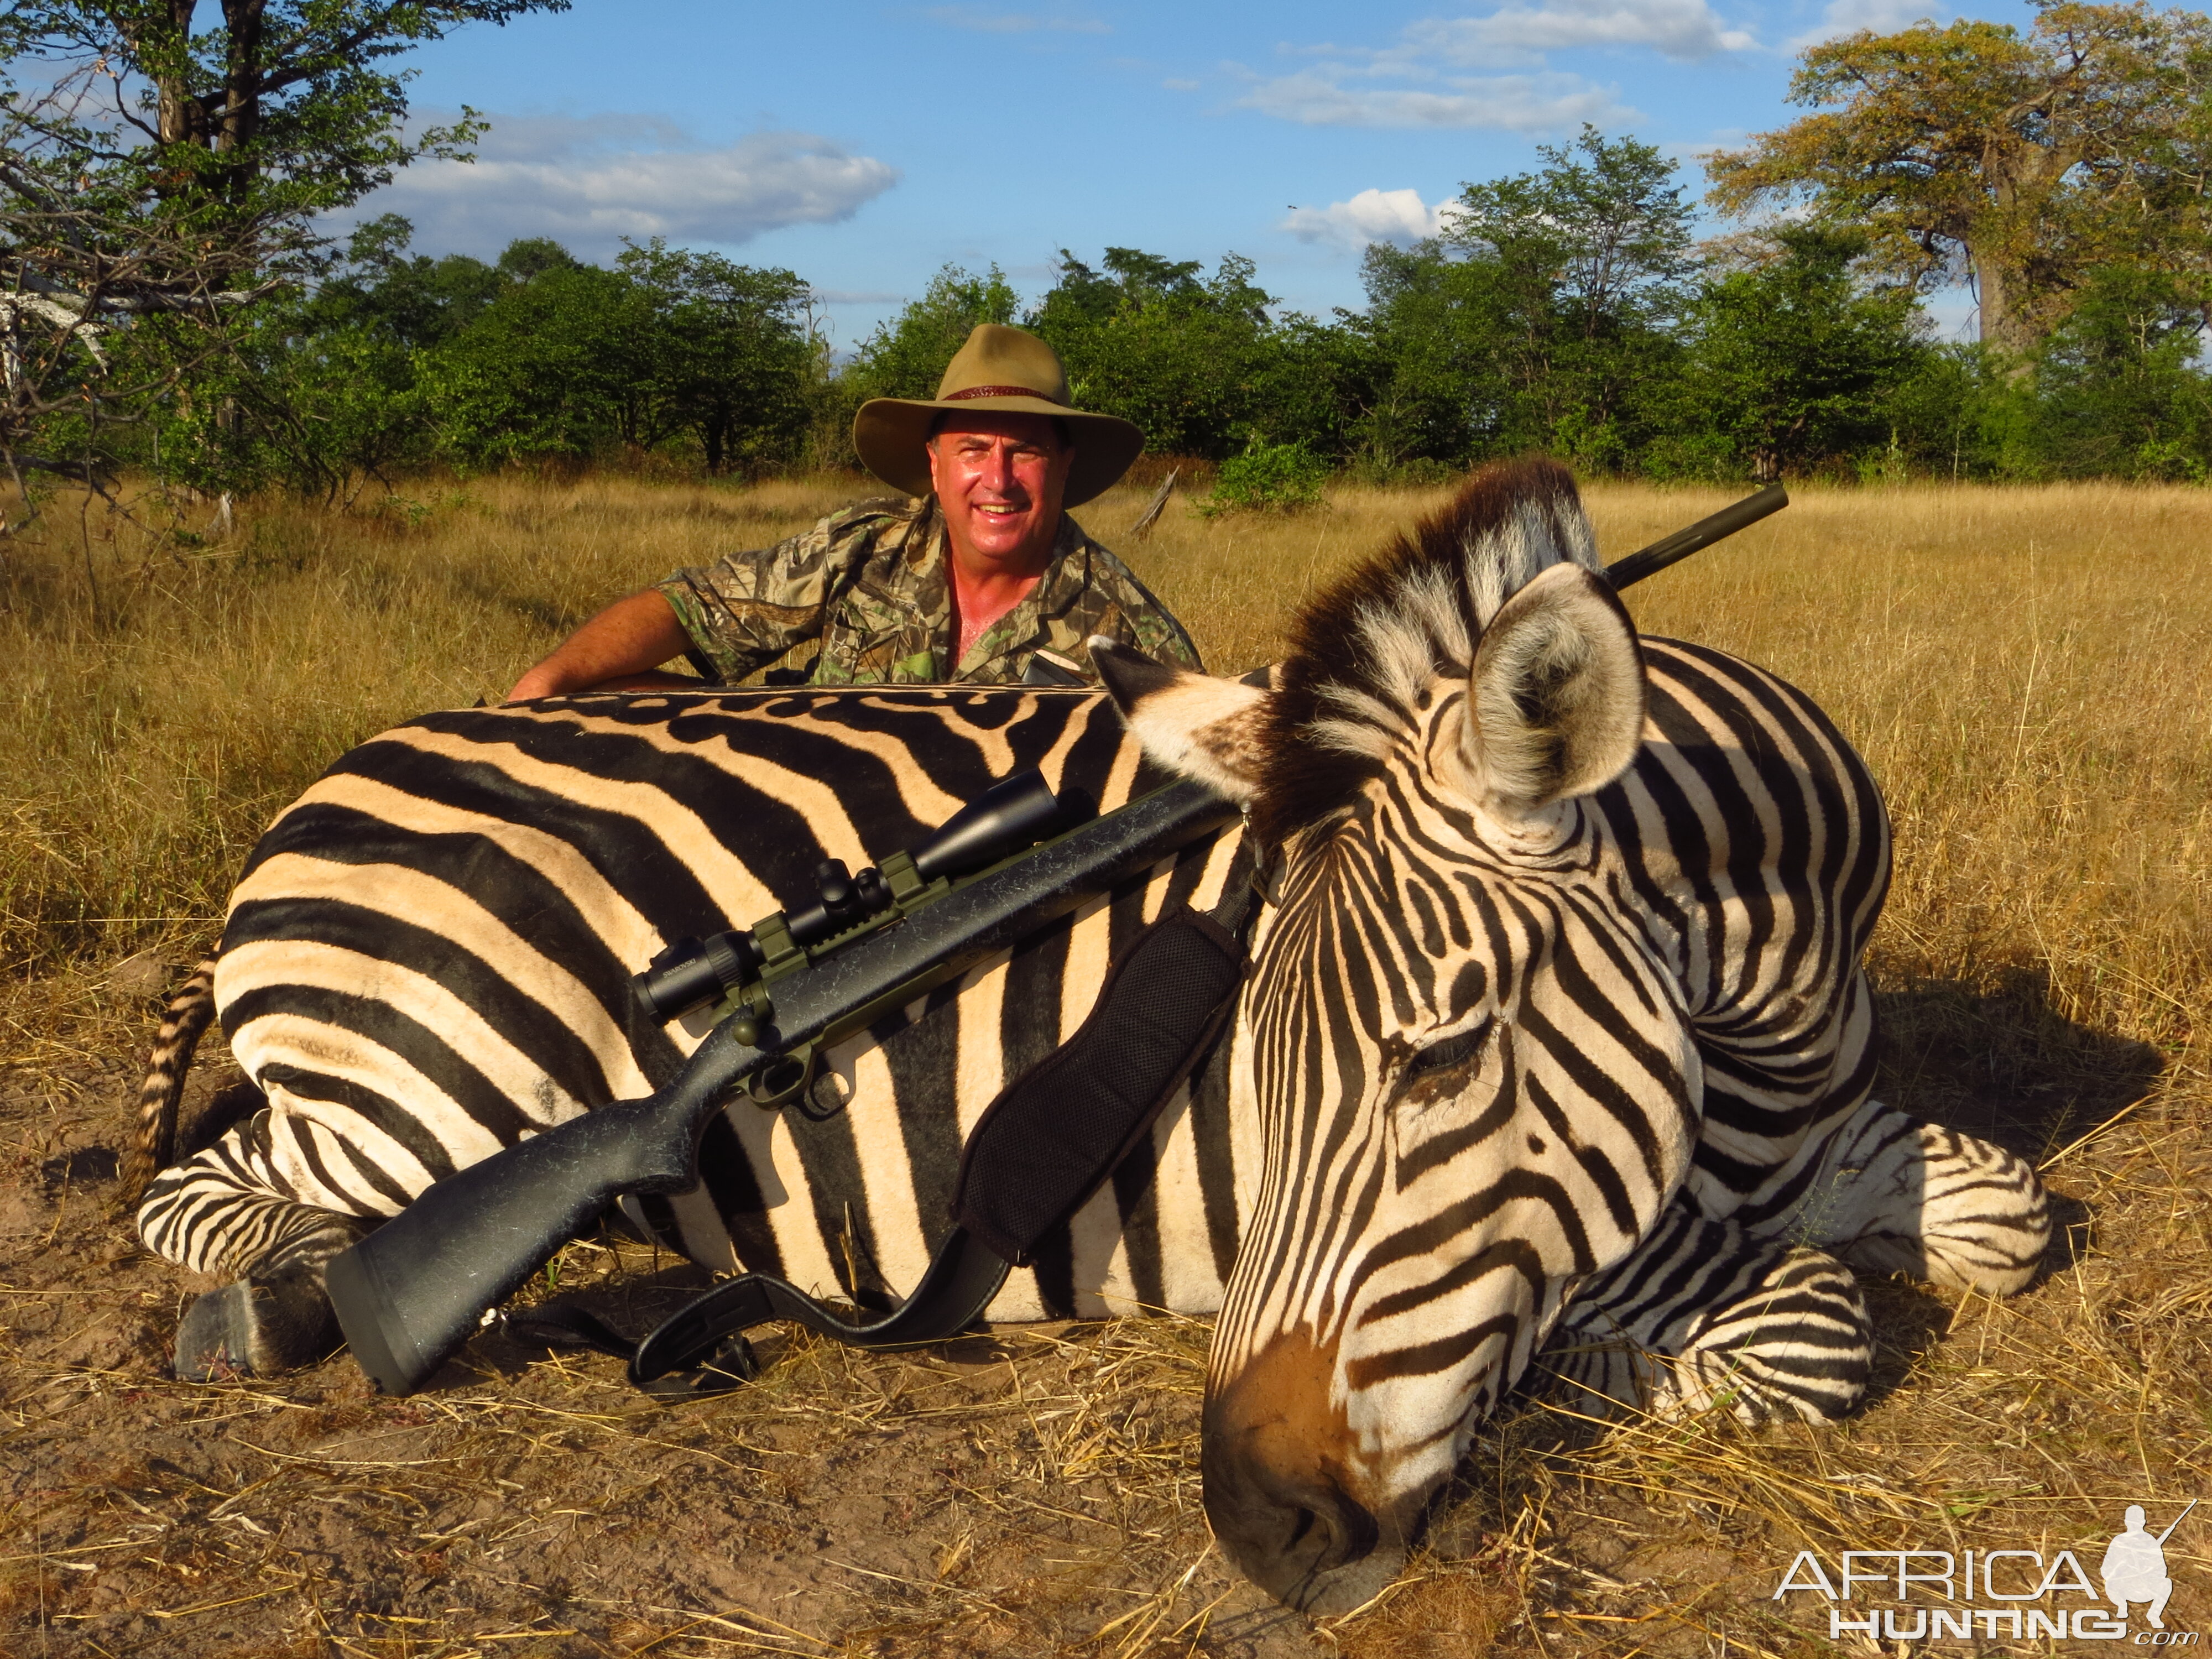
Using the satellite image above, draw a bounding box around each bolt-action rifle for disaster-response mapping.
[323,482,1788,1396]
[327,771,1245,1394]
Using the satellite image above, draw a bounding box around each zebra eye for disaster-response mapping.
[1396,1024,1491,1112]
[1404,1025,1487,1079]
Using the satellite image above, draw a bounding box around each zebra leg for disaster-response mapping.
[138,1110,372,1379]
[1796,1099,2051,1296]
[1541,1207,1872,1427]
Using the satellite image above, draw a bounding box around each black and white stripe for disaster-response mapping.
[138,689,1251,1331]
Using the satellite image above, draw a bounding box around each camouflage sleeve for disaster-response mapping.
[654,507,881,683]
[1087,545,1207,675]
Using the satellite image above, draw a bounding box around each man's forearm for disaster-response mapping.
[507,588,696,702]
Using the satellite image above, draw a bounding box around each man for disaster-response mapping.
[506,325,1201,699]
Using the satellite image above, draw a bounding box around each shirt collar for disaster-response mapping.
[946,509,1094,679]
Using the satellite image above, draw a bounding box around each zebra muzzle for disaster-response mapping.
[1201,1331,1405,1613]
[1202,1428,1396,1614]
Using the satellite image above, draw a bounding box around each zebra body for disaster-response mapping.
[139,689,1252,1328]
[126,460,2050,1615]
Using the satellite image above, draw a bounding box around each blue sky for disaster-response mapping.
[359,0,2032,347]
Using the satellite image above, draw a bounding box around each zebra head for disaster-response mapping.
[1096,458,1701,1611]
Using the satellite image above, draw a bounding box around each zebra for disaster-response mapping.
[122,456,2050,1613]
[125,686,1257,1345]
[1088,457,2047,1609]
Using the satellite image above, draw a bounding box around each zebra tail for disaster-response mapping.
[117,956,218,1211]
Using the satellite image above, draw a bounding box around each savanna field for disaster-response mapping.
[1,469,2208,1658]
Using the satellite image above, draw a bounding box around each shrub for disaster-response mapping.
[1198,439,1332,516]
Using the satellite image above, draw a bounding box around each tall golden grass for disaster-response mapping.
[2,468,2208,1654]
[6,470,2205,1080]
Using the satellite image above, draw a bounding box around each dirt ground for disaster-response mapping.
[6,962,2208,1659]
[2,1030,1331,1659]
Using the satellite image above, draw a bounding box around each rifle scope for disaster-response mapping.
[634,767,1065,1022]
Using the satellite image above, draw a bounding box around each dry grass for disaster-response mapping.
[3,469,2210,1656]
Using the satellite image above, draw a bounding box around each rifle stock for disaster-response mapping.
[326,777,1241,1394]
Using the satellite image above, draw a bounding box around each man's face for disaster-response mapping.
[926,412,1075,573]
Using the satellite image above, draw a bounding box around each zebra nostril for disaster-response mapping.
[1295,1484,1379,1575]
[1206,1453,1381,1594]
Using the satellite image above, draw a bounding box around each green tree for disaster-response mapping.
[1030,247,1285,458]
[305,214,502,348]
[1247,312,1388,463]
[614,239,816,474]
[1446,127,1694,465]
[1672,226,1929,481]
[1353,242,1504,465]
[1706,1,2212,359]
[2029,267,2212,477]
[1355,129,1694,470]
[408,236,816,474]
[847,263,1018,401]
[418,255,639,463]
[0,0,566,503]
[1881,343,2016,479]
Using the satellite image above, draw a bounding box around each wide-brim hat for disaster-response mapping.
[853,324,1144,507]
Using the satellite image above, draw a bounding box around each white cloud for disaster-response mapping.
[1283,188,1465,248]
[1236,2,1754,132]
[1402,0,1755,65]
[1789,0,1956,46]
[350,114,899,260]
[924,6,1109,32]
[1237,68,1627,132]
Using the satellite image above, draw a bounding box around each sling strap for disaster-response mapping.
[511,857,1260,1397]
[948,904,1245,1265]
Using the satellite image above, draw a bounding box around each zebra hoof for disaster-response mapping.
[174,1284,258,1380]
[174,1264,343,1380]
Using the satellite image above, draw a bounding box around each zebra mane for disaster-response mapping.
[1251,456,1600,844]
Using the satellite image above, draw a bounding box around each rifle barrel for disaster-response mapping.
[2156,1497,2199,1545]
[1602,482,1788,592]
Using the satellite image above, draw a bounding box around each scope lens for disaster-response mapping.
[911,769,1062,881]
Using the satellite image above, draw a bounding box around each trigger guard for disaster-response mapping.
[744,1045,817,1109]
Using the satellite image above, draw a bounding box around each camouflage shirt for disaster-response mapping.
[656,495,1203,686]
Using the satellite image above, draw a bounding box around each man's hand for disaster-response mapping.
[507,589,698,702]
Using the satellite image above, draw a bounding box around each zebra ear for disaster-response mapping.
[1090,637,1271,806]
[1456,564,1644,816]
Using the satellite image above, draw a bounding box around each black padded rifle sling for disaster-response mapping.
[514,854,1260,1398]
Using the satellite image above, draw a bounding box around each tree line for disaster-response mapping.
[3,0,2208,514]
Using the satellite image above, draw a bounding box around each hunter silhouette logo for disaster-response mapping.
[2104,1501,2195,1631]
[1771,1500,2200,1643]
